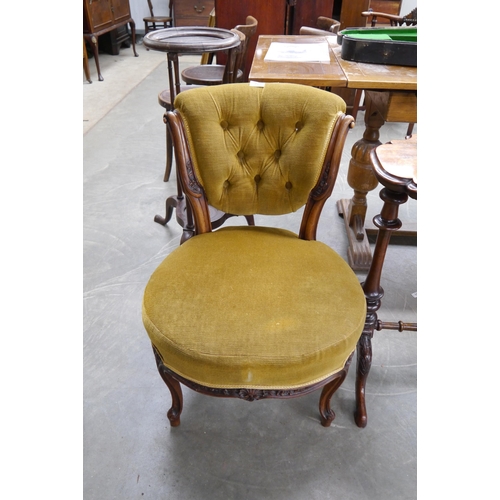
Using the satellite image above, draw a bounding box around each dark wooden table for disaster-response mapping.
[248,35,417,270]
[354,135,417,427]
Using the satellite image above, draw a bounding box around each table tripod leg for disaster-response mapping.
[354,331,372,428]
[355,187,408,427]
[154,196,178,225]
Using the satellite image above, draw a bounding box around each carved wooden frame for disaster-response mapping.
[155,92,357,427]
[153,345,353,427]
[166,107,355,240]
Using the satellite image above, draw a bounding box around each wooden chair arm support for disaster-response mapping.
[361,11,404,22]
[299,114,355,241]
[299,27,335,36]
[316,16,340,34]
[166,110,212,235]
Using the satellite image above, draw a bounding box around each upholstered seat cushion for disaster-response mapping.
[142,226,366,390]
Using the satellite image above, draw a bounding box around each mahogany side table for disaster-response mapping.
[354,135,417,428]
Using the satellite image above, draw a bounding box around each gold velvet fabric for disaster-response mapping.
[174,83,346,215]
[143,226,366,390]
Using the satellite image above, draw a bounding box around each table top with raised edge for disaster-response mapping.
[370,135,417,198]
[144,27,240,54]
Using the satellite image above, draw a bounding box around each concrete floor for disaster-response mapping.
[83,39,417,499]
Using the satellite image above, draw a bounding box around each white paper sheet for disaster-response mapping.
[264,42,331,62]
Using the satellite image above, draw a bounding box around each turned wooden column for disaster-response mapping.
[337,90,417,271]
[353,136,417,428]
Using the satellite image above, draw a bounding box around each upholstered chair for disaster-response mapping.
[142,83,366,427]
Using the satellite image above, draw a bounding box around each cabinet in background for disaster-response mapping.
[83,0,138,81]
[215,1,334,81]
[289,0,334,35]
[173,0,215,27]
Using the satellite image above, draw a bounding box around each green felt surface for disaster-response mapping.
[340,27,417,43]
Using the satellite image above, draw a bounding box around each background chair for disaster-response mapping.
[200,8,217,65]
[181,16,258,86]
[157,29,245,182]
[299,16,340,36]
[142,83,366,428]
[144,0,173,42]
[299,17,357,113]
[361,7,417,27]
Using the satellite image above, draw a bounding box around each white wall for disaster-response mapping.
[128,0,418,35]
[401,0,417,15]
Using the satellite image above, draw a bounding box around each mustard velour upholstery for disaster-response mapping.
[142,82,366,395]
[173,83,346,215]
[143,226,366,390]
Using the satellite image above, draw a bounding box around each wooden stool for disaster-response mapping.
[354,135,417,428]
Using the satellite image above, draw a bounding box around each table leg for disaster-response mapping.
[337,94,383,271]
[166,54,177,104]
[154,172,195,243]
[128,19,139,57]
[337,90,417,271]
[355,186,408,428]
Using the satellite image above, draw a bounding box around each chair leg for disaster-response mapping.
[405,123,415,139]
[83,40,92,84]
[245,215,255,226]
[145,24,150,50]
[153,347,184,427]
[319,353,353,427]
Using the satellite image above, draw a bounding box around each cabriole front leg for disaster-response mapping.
[319,354,353,427]
[355,325,375,428]
[153,347,183,427]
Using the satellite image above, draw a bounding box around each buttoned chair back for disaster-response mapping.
[142,83,366,428]
[172,82,346,221]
